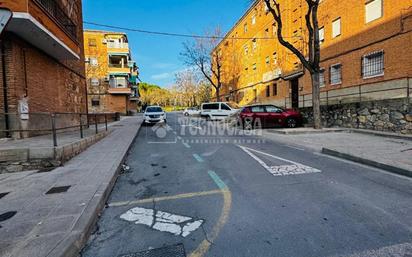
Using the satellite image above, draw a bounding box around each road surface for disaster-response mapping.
[81,112,412,257]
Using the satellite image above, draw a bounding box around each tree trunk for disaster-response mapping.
[311,72,322,129]
[215,87,221,102]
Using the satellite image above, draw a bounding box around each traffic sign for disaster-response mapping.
[0,8,12,37]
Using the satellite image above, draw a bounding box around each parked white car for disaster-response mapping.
[144,106,166,124]
[200,102,240,120]
[183,107,201,116]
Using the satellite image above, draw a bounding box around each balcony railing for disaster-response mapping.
[33,0,78,40]
[107,42,129,49]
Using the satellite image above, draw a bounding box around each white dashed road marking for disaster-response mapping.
[238,145,321,176]
[120,207,203,237]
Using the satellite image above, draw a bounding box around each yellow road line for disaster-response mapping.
[108,189,222,207]
[189,189,232,257]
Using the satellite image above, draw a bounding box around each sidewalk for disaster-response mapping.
[0,121,120,173]
[263,129,412,177]
[0,116,143,257]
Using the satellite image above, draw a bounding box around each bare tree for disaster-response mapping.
[181,28,223,102]
[264,0,322,129]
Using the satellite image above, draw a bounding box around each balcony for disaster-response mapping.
[108,55,131,74]
[108,76,131,95]
[33,0,77,41]
[107,41,129,50]
[108,88,132,95]
[3,0,80,60]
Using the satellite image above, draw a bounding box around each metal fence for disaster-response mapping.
[284,77,411,109]
[0,112,119,147]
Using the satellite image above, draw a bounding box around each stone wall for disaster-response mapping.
[300,98,412,134]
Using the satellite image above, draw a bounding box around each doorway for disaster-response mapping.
[290,79,299,108]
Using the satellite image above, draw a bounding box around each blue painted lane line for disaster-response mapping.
[208,171,228,190]
[193,154,204,163]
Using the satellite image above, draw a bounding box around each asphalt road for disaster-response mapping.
[81,112,412,257]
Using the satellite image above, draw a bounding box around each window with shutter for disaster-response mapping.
[365,0,382,23]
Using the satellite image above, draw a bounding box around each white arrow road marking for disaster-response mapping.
[238,145,321,176]
[120,207,204,237]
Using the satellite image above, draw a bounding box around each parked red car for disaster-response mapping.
[238,105,303,129]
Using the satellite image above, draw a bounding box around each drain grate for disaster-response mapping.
[0,192,10,199]
[119,244,186,257]
[46,186,71,195]
[0,211,17,222]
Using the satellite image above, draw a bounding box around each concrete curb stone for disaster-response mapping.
[322,148,412,178]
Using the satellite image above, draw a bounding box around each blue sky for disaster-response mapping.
[82,0,251,87]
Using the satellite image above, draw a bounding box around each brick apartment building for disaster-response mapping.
[213,0,412,133]
[0,0,87,138]
[84,30,139,115]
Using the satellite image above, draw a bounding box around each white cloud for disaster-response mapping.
[151,72,172,80]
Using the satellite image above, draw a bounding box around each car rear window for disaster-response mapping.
[146,107,163,112]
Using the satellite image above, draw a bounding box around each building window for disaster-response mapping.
[365,0,382,23]
[252,63,257,70]
[362,51,384,78]
[91,78,99,86]
[273,83,278,96]
[272,23,277,36]
[91,98,100,106]
[330,64,342,85]
[244,45,249,55]
[244,23,248,33]
[88,38,97,47]
[319,27,325,44]
[265,56,270,65]
[89,57,98,66]
[266,85,270,97]
[332,18,341,38]
[252,38,257,50]
[319,69,325,87]
[252,15,256,25]
[273,52,278,65]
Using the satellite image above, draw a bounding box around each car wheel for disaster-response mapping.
[243,118,254,130]
[286,118,297,128]
[184,112,189,116]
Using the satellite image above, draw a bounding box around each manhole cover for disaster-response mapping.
[0,211,17,222]
[119,244,186,257]
[0,192,10,199]
[46,186,71,195]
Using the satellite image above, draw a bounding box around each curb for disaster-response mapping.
[267,128,348,135]
[47,118,144,257]
[322,148,412,178]
[349,129,412,141]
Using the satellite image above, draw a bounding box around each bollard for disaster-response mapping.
[79,113,84,138]
[105,114,108,131]
[51,113,57,147]
[95,114,98,134]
